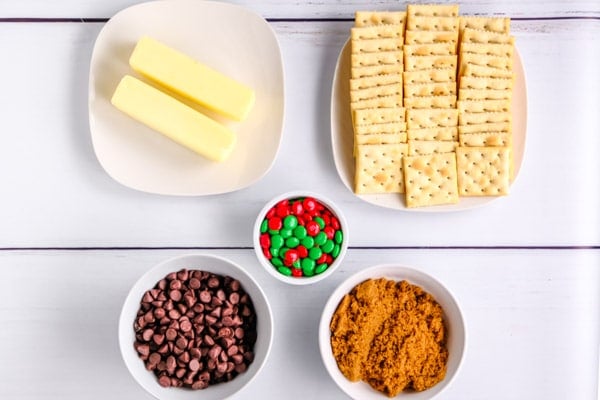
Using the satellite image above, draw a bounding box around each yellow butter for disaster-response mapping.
[111,75,236,162]
[129,36,255,121]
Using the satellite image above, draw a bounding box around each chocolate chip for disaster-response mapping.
[153,308,166,319]
[175,337,188,350]
[231,354,244,365]
[148,352,161,366]
[229,292,240,305]
[207,276,219,288]
[153,334,165,346]
[217,362,228,373]
[189,358,201,372]
[227,345,239,356]
[158,375,171,387]
[165,328,177,341]
[169,280,182,291]
[205,315,217,326]
[234,327,244,339]
[199,291,211,303]
[208,345,222,360]
[142,328,154,342]
[191,380,208,390]
[135,343,150,357]
[180,320,192,333]
[176,270,189,281]
[142,291,154,303]
[190,348,201,359]
[169,290,182,302]
[189,277,201,289]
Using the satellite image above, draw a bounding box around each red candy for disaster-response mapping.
[268,217,282,231]
[262,248,272,260]
[323,226,335,240]
[303,197,317,213]
[331,217,340,230]
[291,201,304,215]
[296,245,308,259]
[306,221,320,236]
[275,204,290,218]
[291,268,303,277]
[259,234,270,248]
[316,253,327,264]
[283,249,299,266]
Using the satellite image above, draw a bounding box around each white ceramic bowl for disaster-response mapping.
[119,253,273,400]
[253,191,349,285]
[319,264,466,399]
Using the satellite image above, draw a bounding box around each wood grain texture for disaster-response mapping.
[0,0,599,19]
[0,249,597,399]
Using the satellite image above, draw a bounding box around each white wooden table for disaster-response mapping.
[0,1,599,399]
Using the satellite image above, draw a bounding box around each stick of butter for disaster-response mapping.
[129,36,255,121]
[111,75,236,162]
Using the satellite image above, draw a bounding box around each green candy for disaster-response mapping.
[268,229,279,235]
[331,244,341,258]
[260,219,268,233]
[271,257,283,267]
[283,215,298,229]
[293,225,307,239]
[285,236,300,248]
[301,258,316,276]
[271,235,284,249]
[315,231,328,246]
[292,260,301,269]
[270,247,279,257]
[315,263,328,274]
[280,247,290,258]
[277,266,292,276]
[309,247,322,260]
[280,228,293,239]
[314,216,325,229]
[322,239,335,254]
[301,236,315,249]
[334,230,343,244]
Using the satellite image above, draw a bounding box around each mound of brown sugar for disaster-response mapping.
[330,278,448,397]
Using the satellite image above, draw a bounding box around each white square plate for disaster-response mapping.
[330,39,527,211]
[89,0,284,195]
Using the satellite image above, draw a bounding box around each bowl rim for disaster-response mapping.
[318,263,467,400]
[118,253,274,400]
[253,190,349,285]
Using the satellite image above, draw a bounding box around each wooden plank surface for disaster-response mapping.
[0,249,597,399]
[0,0,599,19]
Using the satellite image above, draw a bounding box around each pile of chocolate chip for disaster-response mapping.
[133,268,257,389]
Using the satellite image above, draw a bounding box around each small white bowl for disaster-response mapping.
[119,253,273,400]
[253,191,349,285]
[319,264,466,400]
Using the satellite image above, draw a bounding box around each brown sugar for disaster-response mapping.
[330,278,448,397]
